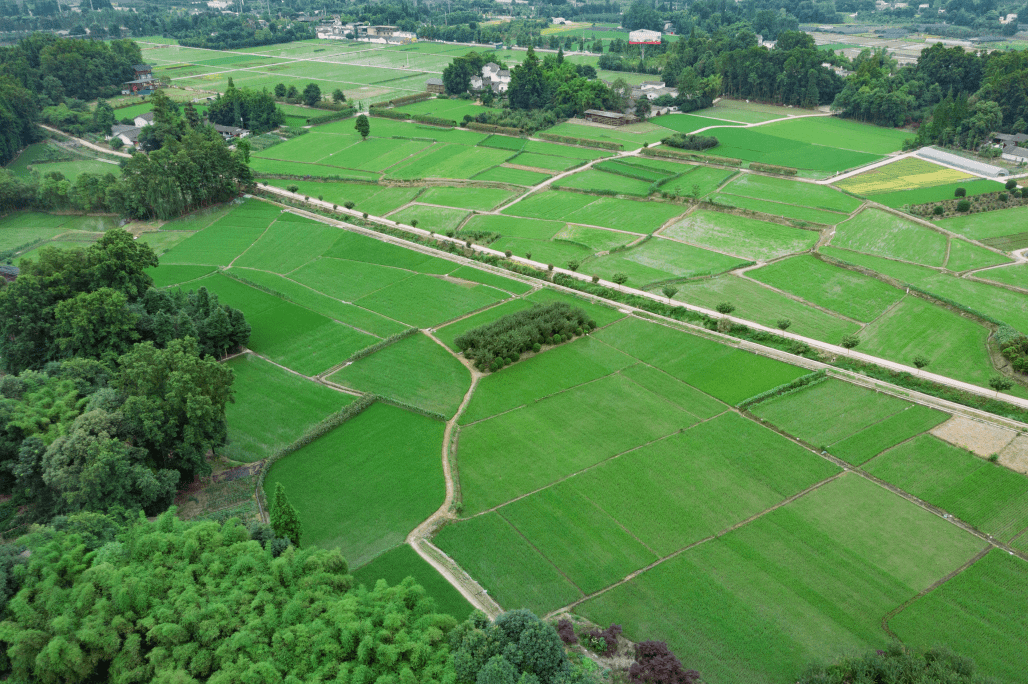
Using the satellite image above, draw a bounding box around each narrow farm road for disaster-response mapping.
[254,189,1028,411]
[405,332,503,618]
[37,124,133,158]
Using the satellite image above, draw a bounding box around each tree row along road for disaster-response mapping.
[254,185,1028,413]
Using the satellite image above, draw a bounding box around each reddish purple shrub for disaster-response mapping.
[584,624,622,656]
[629,641,701,684]
[556,619,578,645]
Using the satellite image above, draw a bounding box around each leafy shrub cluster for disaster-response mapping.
[629,641,702,684]
[454,302,596,371]
[464,108,561,135]
[537,132,623,150]
[749,162,799,175]
[305,107,356,125]
[584,624,621,656]
[386,91,434,107]
[661,133,718,151]
[451,609,594,684]
[466,121,523,135]
[997,325,1028,374]
[0,509,459,683]
[557,619,579,645]
[797,644,992,684]
[642,146,743,166]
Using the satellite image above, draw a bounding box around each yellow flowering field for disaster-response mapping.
[836,157,972,196]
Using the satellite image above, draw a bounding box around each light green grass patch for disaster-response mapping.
[460,335,634,425]
[433,512,582,615]
[136,230,195,256]
[489,236,593,265]
[499,483,658,594]
[232,217,343,273]
[502,190,597,220]
[388,144,512,180]
[828,405,948,465]
[751,378,909,446]
[264,403,444,567]
[674,275,859,342]
[553,169,653,196]
[447,265,534,295]
[472,166,551,185]
[935,204,1028,240]
[945,238,1012,272]
[701,126,882,174]
[324,230,455,273]
[867,179,1004,208]
[761,117,909,155]
[351,544,475,620]
[159,215,271,266]
[619,363,726,420]
[354,273,509,328]
[553,224,636,252]
[266,181,421,215]
[575,412,840,557]
[521,140,614,160]
[562,196,688,233]
[662,210,818,261]
[435,299,538,351]
[833,208,948,266]
[748,255,903,322]
[463,212,568,241]
[226,269,406,337]
[865,434,1028,541]
[458,372,698,514]
[389,205,469,232]
[290,257,412,301]
[587,237,747,285]
[888,550,1028,684]
[722,174,862,213]
[329,333,470,417]
[577,473,983,684]
[711,193,850,225]
[977,262,1028,289]
[147,264,216,288]
[510,152,581,171]
[252,159,381,180]
[225,354,354,463]
[416,186,517,210]
[858,296,995,387]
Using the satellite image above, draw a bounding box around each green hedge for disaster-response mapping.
[347,327,420,363]
[537,133,623,151]
[411,113,456,127]
[389,92,433,107]
[466,122,523,135]
[749,162,798,176]
[738,370,827,409]
[642,147,743,166]
[255,395,376,514]
[370,108,411,121]
[306,107,356,125]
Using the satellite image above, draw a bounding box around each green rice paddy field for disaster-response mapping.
[11,40,1028,684]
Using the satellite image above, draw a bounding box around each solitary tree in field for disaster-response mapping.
[272,482,302,547]
[567,259,580,272]
[661,285,679,303]
[612,273,628,290]
[303,82,322,107]
[841,334,860,355]
[913,354,930,375]
[332,88,346,103]
[715,302,735,315]
[989,375,1013,397]
[274,83,287,98]
[776,318,791,332]
[355,114,370,140]
[410,219,419,228]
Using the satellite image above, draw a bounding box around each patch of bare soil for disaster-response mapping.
[999,434,1028,475]
[931,416,1017,457]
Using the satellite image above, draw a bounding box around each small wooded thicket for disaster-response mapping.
[0,510,459,683]
[661,133,719,151]
[454,302,595,371]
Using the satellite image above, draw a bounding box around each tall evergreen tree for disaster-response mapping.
[272,482,302,546]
